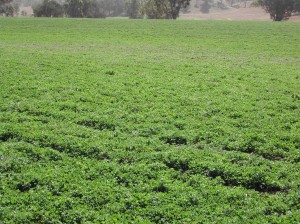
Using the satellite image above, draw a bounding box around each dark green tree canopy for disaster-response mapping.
[33,0,64,17]
[142,0,191,19]
[168,0,190,19]
[126,0,143,18]
[65,0,84,17]
[83,0,106,18]
[0,0,18,16]
[64,0,124,18]
[256,0,300,21]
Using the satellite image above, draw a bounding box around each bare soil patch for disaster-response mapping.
[180,7,300,22]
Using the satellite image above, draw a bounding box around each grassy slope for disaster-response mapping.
[0,18,300,223]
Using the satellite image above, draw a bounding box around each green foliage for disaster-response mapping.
[0,0,18,16]
[65,0,84,17]
[142,0,191,19]
[65,0,107,18]
[126,0,144,18]
[64,0,124,18]
[33,0,64,17]
[256,0,300,21]
[143,0,169,18]
[82,0,106,18]
[0,18,300,223]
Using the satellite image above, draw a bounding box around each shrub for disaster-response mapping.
[33,0,64,17]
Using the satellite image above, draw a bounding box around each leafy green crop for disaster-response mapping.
[0,18,300,223]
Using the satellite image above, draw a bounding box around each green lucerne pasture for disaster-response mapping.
[0,18,300,223]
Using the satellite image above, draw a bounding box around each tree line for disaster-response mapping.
[126,0,190,19]
[25,0,190,19]
[0,0,19,16]
[1,0,300,21]
[32,0,125,18]
[254,0,300,21]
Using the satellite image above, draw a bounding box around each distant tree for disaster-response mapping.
[33,0,64,17]
[255,0,299,21]
[126,0,143,18]
[103,0,125,16]
[168,0,191,19]
[180,1,190,13]
[83,0,106,17]
[294,0,300,11]
[200,0,212,13]
[0,4,13,15]
[65,0,108,18]
[65,0,84,17]
[0,0,19,16]
[143,0,191,19]
[143,0,168,18]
